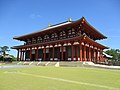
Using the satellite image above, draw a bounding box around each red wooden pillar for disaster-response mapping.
[25,48,27,61]
[91,48,94,62]
[96,49,98,63]
[100,49,103,62]
[30,48,32,61]
[101,52,104,62]
[91,48,93,62]
[36,47,38,61]
[99,50,101,62]
[71,43,74,61]
[20,49,22,61]
[52,45,54,61]
[84,45,86,61]
[76,45,78,61]
[44,47,46,60]
[93,48,95,62]
[17,49,19,61]
[22,51,24,61]
[80,44,82,61]
[58,47,60,60]
[89,47,91,62]
[94,49,96,62]
[65,46,68,61]
[61,44,64,60]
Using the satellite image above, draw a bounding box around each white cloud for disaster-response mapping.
[29,14,42,19]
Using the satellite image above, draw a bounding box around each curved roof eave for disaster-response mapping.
[82,17,107,39]
[82,35,108,49]
[13,21,73,40]
[13,17,107,41]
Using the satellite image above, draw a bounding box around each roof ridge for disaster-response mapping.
[49,20,73,27]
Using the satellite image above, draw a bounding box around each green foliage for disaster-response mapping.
[0,46,10,61]
[0,46,16,61]
[0,46,10,56]
[0,55,3,61]
[105,49,120,61]
[9,55,17,61]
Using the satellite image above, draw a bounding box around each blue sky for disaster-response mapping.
[0,0,120,57]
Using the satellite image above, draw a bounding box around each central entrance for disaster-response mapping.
[32,54,35,61]
[46,53,49,61]
[60,52,66,61]
[31,50,35,61]
[45,48,50,61]
[60,47,66,61]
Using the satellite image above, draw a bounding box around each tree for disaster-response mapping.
[9,55,16,61]
[105,49,120,61]
[0,46,10,61]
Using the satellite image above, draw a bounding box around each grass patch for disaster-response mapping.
[0,66,120,90]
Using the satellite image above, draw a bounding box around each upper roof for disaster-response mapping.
[13,17,107,40]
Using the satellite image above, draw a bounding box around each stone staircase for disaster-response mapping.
[37,62,47,66]
[16,61,94,67]
[47,62,57,66]
[59,61,83,67]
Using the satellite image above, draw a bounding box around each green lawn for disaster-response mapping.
[0,66,120,90]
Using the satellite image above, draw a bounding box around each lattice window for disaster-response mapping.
[54,33,58,38]
[60,32,63,36]
[51,33,58,41]
[77,29,82,36]
[68,30,72,35]
[68,28,76,38]
[37,37,42,43]
[44,35,49,39]
[68,30,72,38]
[60,31,66,39]
[27,39,31,44]
[72,28,75,34]
[32,38,36,44]
[51,33,54,38]
[44,35,50,42]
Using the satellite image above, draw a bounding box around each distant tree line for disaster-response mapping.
[0,46,16,62]
[105,49,120,61]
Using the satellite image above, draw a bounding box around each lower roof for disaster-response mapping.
[12,35,108,49]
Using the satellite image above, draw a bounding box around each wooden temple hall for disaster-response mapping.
[12,17,108,63]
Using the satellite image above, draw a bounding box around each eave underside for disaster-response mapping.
[12,35,108,49]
